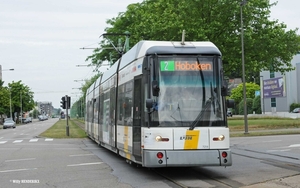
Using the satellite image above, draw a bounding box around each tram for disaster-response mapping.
[85,39,234,167]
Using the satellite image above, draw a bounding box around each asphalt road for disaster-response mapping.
[0,119,299,187]
[0,119,131,188]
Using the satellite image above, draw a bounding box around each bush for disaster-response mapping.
[290,103,300,112]
[239,98,253,115]
[252,95,262,114]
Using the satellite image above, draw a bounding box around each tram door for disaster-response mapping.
[133,76,142,161]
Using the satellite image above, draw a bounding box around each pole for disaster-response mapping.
[20,92,22,124]
[10,90,12,118]
[66,95,69,136]
[260,76,265,114]
[241,1,248,134]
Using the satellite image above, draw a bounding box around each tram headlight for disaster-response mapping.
[155,135,162,142]
[155,135,169,142]
[213,135,225,141]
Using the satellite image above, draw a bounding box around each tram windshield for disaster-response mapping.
[150,56,225,127]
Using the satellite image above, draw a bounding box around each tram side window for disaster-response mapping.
[117,85,125,125]
[99,93,104,126]
[117,82,133,126]
[110,87,116,126]
[125,81,133,126]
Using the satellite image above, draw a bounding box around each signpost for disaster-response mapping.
[61,95,71,136]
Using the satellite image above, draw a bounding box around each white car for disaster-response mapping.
[3,119,16,129]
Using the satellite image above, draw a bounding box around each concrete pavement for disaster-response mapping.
[241,175,300,188]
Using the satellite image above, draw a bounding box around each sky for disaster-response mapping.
[0,0,299,109]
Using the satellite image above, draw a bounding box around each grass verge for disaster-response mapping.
[38,117,300,138]
[229,116,300,137]
[39,119,87,138]
[228,116,300,131]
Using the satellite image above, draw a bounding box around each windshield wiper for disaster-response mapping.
[170,103,183,126]
[189,98,213,130]
[189,57,206,130]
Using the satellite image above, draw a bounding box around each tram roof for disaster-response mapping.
[101,40,221,83]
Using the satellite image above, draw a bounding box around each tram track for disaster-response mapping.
[151,167,242,188]
[148,146,300,188]
[232,147,300,172]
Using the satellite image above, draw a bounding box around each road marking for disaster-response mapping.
[13,140,23,143]
[262,140,281,143]
[0,168,37,173]
[0,137,3,139]
[5,158,36,162]
[288,144,300,148]
[29,139,39,142]
[69,154,94,157]
[267,149,291,152]
[0,141,7,144]
[45,138,53,141]
[67,162,103,167]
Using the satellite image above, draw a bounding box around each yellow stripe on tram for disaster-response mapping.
[184,130,200,149]
[124,126,130,159]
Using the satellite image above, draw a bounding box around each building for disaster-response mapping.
[37,102,53,117]
[260,53,300,115]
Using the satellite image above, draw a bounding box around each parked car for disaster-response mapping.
[38,115,48,121]
[227,110,233,117]
[23,117,32,123]
[291,107,300,113]
[3,119,16,129]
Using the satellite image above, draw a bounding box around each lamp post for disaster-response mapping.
[260,76,265,114]
[240,0,248,134]
[10,90,12,118]
[0,65,14,80]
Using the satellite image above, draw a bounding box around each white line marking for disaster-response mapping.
[45,138,53,141]
[69,154,94,157]
[0,137,3,139]
[267,149,291,152]
[13,140,23,143]
[0,168,37,173]
[67,162,103,167]
[288,144,300,148]
[5,158,36,162]
[29,139,38,142]
[262,140,281,143]
[0,141,7,144]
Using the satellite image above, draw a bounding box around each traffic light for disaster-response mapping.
[60,96,66,109]
[67,96,71,109]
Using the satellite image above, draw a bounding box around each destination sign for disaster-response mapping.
[160,61,213,71]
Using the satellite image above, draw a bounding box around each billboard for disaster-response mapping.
[263,77,285,98]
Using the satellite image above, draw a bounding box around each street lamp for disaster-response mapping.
[240,0,248,134]
[10,90,12,118]
[260,76,265,114]
[0,65,14,80]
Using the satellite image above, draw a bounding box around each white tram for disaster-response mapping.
[85,40,234,167]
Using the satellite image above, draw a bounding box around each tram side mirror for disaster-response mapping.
[152,80,160,96]
[227,99,234,108]
[146,99,154,109]
[221,79,229,96]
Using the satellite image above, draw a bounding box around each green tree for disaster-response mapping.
[0,83,11,117]
[8,81,35,122]
[252,95,262,114]
[32,109,39,119]
[86,0,300,81]
[239,98,253,115]
[230,82,260,106]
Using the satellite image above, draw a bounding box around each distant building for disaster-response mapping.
[37,102,53,117]
[260,53,300,114]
